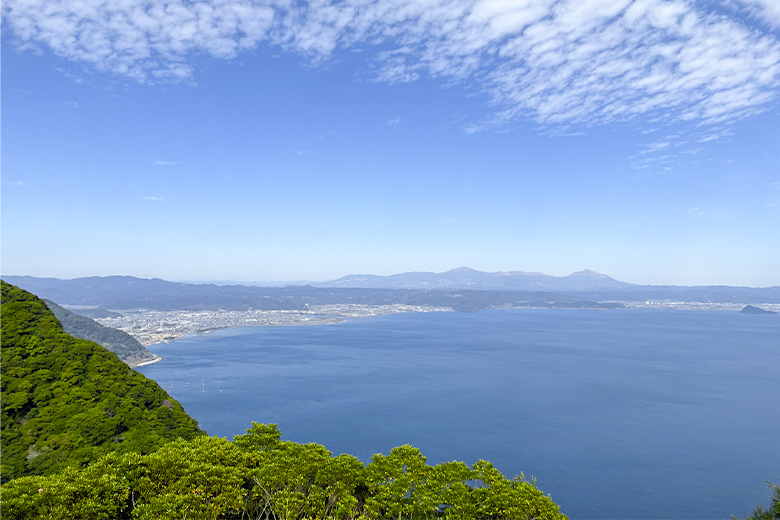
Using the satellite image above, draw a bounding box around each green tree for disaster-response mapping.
[233,421,283,452]
[1,424,570,520]
[131,436,247,520]
[0,463,129,520]
[1,281,204,482]
[364,445,439,519]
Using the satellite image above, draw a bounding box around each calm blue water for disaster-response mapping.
[138,309,780,520]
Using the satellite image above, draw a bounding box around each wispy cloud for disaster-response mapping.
[731,0,780,28]
[640,140,672,155]
[143,196,164,201]
[627,123,737,173]
[386,116,402,126]
[4,0,780,129]
[155,160,178,166]
[697,128,733,143]
[54,66,85,84]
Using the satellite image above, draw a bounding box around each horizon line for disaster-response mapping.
[3,269,779,290]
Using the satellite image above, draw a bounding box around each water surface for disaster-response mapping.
[139,309,780,519]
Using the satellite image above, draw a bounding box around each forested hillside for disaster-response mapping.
[43,299,157,366]
[0,281,203,481]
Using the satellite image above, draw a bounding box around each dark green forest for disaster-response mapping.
[1,281,203,481]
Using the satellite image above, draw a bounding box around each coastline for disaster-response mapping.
[99,300,780,348]
[132,355,163,367]
[98,305,450,347]
[137,317,353,346]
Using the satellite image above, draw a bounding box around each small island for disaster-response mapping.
[740,305,777,315]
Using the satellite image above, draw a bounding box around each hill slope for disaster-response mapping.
[0,281,204,481]
[43,299,158,366]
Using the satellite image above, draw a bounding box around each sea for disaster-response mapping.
[137,308,780,520]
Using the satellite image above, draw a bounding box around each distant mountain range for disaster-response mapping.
[3,268,779,312]
[314,267,632,291]
[316,268,780,305]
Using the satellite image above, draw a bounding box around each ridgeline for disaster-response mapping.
[43,299,158,366]
[0,281,203,481]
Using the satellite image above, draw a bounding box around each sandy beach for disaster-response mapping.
[132,355,163,367]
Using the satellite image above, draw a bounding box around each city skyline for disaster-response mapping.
[2,0,779,287]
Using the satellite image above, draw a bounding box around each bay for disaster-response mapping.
[138,309,780,519]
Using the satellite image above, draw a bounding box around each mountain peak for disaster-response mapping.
[447,266,479,273]
[569,269,611,278]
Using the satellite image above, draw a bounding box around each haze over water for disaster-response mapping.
[139,309,780,519]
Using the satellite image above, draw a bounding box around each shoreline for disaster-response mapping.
[135,313,354,348]
[132,355,163,367]
[104,306,451,347]
[140,316,354,346]
[102,302,780,348]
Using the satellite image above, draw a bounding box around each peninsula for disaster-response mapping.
[5,270,778,346]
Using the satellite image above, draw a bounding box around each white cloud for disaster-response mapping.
[155,160,178,166]
[143,196,164,201]
[386,116,402,126]
[641,140,672,155]
[731,0,780,28]
[4,0,780,129]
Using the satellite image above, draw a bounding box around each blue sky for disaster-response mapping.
[2,0,779,286]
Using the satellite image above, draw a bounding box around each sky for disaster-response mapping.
[1,0,779,287]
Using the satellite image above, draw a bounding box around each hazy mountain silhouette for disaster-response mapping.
[316,267,632,291]
[5,270,779,311]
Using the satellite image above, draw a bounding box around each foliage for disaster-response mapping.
[1,422,568,520]
[0,281,204,482]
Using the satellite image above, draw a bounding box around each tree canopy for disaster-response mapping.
[1,281,204,482]
[1,422,569,520]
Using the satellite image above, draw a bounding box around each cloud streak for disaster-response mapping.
[732,0,780,28]
[3,0,780,128]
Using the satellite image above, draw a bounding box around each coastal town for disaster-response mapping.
[95,304,452,346]
[91,299,780,347]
